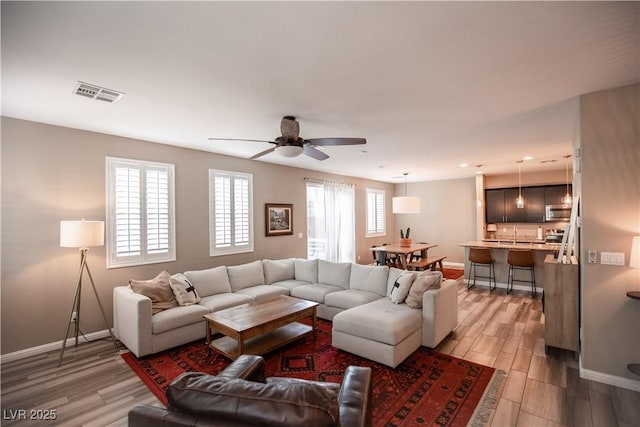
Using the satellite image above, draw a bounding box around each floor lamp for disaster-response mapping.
[59,219,117,366]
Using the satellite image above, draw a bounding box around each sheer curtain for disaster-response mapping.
[322,181,355,262]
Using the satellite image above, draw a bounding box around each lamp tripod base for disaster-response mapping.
[58,249,118,366]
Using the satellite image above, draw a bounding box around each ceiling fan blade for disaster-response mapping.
[250,146,276,159]
[304,137,367,146]
[208,137,276,144]
[303,145,330,161]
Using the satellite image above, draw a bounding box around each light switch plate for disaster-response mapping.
[588,251,597,264]
[601,252,625,266]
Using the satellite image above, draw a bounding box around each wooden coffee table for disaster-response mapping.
[204,295,318,360]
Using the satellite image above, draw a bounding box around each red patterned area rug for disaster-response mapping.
[442,268,464,280]
[122,319,503,426]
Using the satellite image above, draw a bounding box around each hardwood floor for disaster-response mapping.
[1,281,638,426]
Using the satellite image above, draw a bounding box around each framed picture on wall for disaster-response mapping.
[265,203,293,236]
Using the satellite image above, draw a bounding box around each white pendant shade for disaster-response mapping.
[392,196,420,214]
[60,220,104,248]
[630,236,640,269]
[276,145,304,158]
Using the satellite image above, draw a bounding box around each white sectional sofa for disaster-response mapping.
[113,258,458,368]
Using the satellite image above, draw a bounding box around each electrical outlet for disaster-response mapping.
[71,311,77,322]
[601,252,625,266]
[588,250,597,264]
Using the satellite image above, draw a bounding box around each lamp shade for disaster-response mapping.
[630,236,640,269]
[487,224,497,232]
[60,220,104,248]
[276,145,304,158]
[392,196,420,214]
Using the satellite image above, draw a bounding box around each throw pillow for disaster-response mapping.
[170,273,201,306]
[405,270,443,309]
[390,271,416,304]
[129,270,177,314]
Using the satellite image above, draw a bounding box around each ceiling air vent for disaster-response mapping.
[74,81,124,103]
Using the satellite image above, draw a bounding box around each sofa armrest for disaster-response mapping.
[217,354,265,382]
[113,286,153,358]
[338,366,373,427]
[421,279,458,348]
[128,405,205,427]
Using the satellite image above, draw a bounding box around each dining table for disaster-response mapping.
[370,242,438,269]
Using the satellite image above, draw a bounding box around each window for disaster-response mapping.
[106,157,175,268]
[306,180,355,262]
[209,169,253,256]
[366,188,386,237]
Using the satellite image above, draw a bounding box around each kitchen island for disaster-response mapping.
[460,241,561,294]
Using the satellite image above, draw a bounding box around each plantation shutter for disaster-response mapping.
[107,157,175,268]
[210,169,253,256]
[366,189,385,237]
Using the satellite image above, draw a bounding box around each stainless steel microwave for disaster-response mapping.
[545,204,571,221]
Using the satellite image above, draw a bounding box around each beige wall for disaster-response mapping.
[485,169,569,189]
[394,178,477,264]
[579,83,640,382]
[0,117,395,354]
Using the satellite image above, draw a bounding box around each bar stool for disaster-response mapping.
[467,247,496,291]
[507,249,535,297]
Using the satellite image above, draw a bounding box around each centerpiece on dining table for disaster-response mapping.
[399,227,412,247]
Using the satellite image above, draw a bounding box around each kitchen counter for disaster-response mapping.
[463,240,560,251]
[460,241,559,293]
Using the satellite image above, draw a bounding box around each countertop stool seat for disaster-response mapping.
[507,249,536,297]
[467,247,496,291]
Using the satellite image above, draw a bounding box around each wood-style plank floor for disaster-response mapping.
[1,281,639,426]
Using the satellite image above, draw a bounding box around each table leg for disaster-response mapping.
[237,333,244,358]
[205,321,211,356]
[312,308,317,341]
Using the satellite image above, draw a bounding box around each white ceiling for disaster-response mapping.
[2,1,638,183]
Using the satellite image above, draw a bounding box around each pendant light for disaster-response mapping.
[563,154,572,206]
[516,161,524,209]
[392,173,420,214]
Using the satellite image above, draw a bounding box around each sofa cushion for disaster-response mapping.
[324,289,382,310]
[405,271,443,309]
[169,273,201,306]
[349,263,388,296]
[332,298,421,346]
[390,271,417,304]
[129,270,178,314]
[270,279,310,291]
[227,260,265,292]
[199,293,253,313]
[318,260,351,289]
[386,267,406,296]
[184,266,231,297]
[263,259,295,285]
[295,258,318,283]
[151,304,209,334]
[291,283,343,304]
[235,285,289,301]
[167,372,339,427]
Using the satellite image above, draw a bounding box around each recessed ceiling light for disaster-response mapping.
[459,163,469,168]
[523,156,534,161]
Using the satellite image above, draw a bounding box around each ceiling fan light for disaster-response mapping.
[276,145,304,158]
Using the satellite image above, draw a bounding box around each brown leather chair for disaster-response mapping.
[128,354,373,427]
[467,247,496,291]
[507,249,536,297]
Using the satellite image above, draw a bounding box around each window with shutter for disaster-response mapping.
[366,188,386,237]
[209,169,254,256]
[106,157,175,268]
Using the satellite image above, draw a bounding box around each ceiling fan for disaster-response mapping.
[208,116,366,161]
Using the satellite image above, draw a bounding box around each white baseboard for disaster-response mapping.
[580,365,640,392]
[462,279,541,294]
[0,329,112,364]
[443,261,464,269]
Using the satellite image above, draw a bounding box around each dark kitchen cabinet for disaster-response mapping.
[504,188,525,223]
[524,186,546,222]
[545,185,571,206]
[485,185,564,223]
